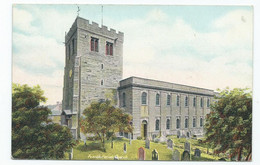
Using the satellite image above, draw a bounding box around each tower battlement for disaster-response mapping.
[65,17,124,43]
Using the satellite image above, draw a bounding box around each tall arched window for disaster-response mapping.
[177,95,180,106]
[185,96,188,106]
[141,92,147,105]
[200,98,203,108]
[200,117,203,127]
[155,119,160,130]
[167,95,171,105]
[193,118,196,127]
[193,97,196,107]
[166,119,170,129]
[156,93,160,105]
[185,118,188,128]
[207,98,210,107]
[122,93,126,107]
[176,118,180,129]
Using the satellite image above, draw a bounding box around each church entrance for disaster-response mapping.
[141,120,148,139]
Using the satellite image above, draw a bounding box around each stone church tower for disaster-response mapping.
[61,17,124,139]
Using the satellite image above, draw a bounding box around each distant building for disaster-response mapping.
[48,101,62,124]
[61,16,216,140]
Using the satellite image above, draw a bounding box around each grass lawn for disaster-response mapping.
[66,136,226,161]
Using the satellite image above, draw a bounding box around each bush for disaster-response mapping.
[137,136,142,140]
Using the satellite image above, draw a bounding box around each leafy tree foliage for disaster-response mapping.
[80,100,133,149]
[204,88,252,161]
[12,84,75,159]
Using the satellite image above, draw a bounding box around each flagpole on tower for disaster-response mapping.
[76,5,80,17]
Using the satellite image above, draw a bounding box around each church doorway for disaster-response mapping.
[141,120,148,139]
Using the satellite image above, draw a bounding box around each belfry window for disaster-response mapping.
[91,37,99,52]
[185,96,188,106]
[200,98,203,108]
[156,93,160,105]
[155,119,160,130]
[177,95,180,106]
[106,42,113,55]
[167,95,171,105]
[207,98,210,107]
[193,97,196,107]
[72,39,75,54]
[141,92,147,105]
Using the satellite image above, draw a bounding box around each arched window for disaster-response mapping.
[185,118,188,128]
[155,119,160,130]
[207,98,210,107]
[141,92,147,105]
[101,80,104,86]
[193,118,196,127]
[176,118,180,129]
[193,97,196,107]
[122,93,126,107]
[200,117,203,127]
[200,98,203,108]
[156,93,160,105]
[166,119,170,129]
[185,96,188,106]
[177,95,180,106]
[167,95,171,105]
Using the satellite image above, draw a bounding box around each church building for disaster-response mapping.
[61,16,216,140]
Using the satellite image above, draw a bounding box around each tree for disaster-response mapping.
[204,88,252,161]
[12,83,75,159]
[80,100,133,149]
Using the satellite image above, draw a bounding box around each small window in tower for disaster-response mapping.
[72,39,75,54]
[101,64,104,70]
[68,45,71,60]
[101,80,104,86]
[91,37,99,52]
[106,42,113,55]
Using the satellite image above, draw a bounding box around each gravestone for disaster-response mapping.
[138,147,145,160]
[172,149,180,161]
[152,149,159,160]
[182,150,190,161]
[145,138,150,149]
[114,155,119,160]
[167,139,173,149]
[186,132,190,138]
[177,130,180,138]
[111,140,114,149]
[184,141,191,153]
[69,148,73,160]
[123,143,127,153]
[194,148,201,157]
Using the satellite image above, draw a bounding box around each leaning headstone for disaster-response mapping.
[194,148,201,157]
[172,149,180,161]
[111,140,114,149]
[184,141,191,153]
[152,149,159,160]
[145,138,150,149]
[123,143,127,153]
[167,139,173,149]
[138,147,145,160]
[182,150,190,161]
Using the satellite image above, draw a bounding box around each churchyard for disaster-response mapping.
[65,135,225,161]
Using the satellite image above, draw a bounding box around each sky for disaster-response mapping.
[12,4,253,105]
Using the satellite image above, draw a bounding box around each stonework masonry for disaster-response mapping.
[62,16,215,139]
